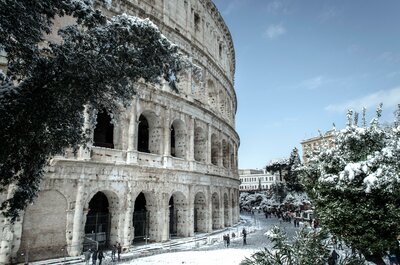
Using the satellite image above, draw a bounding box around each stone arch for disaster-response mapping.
[132,191,157,243]
[18,190,68,262]
[193,192,207,233]
[170,119,186,159]
[168,191,189,237]
[222,139,229,168]
[223,192,229,227]
[211,192,220,230]
[137,111,161,154]
[194,126,206,163]
[211,133,219,166]
[93,109,114,148]
[83,190,119,249]
[231,189,239,224]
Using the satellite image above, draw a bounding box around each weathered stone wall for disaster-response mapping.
[0,0,239,264]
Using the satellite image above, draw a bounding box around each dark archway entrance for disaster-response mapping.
[85,192,110,248]
[132,192,149,243]
[169,197,177,237]
[170,125,176,157]
[93,110,114,148]
[138,115,150,153]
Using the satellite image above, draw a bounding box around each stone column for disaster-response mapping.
[206,188,213,233]
[69,182,85,256]
[188,117,195,161]
[127,99,138,164]
[122,184,134,247]
[218,131,223,167]
[206,123,212,164]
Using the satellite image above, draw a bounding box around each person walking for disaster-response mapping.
[111,244,116,262]
[97,249,104,265]
[226,233,230,247]
[84,249,91,265]
[117,243,122,262]
[91,249,98,265]
[242,228,247,245]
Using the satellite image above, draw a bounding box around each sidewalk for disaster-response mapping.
[24,217,254,265]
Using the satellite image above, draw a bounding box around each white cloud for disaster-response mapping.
[325,87,400,113]
[265,24,286,39]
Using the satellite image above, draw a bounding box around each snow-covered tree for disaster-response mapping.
[299,105,400,265]
[0,0,181,220]
[266,157,290,182]
[241,226,334,265]
[286,147,304,192]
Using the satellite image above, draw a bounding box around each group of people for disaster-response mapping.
[84,242,122,265]
[221,228,247,247]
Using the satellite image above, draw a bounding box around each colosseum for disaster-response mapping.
[0,0,239,264]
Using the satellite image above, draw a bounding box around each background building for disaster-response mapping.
[239,169,277,192]
[300,129,335,164]
[0,1,240,263]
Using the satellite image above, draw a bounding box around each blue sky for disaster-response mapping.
[213,0,400,170]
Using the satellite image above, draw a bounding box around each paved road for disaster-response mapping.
[199,212,300,252]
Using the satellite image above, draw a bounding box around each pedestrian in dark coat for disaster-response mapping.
[117,243,122,261]
[226,234,230,247]
[111,245,116,261]
[242,228,247,245]
[97,249,104,265]
[91,249,98,265]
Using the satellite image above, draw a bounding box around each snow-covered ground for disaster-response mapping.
[121,248,256,265]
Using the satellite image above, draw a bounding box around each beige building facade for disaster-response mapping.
[0,0,240,263]
[300,130,335,164]
[239,169,278,191]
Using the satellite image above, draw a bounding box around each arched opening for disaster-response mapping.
[85,192,111,248]
[18,191,67,262]
[169,197,176,237]
[93,110,114,148]
[194,192,207,233]
[171,119,186,158]
[170,125,176,157]
[138,115,150,153]
[224,193,229,227]
[194,127,206,163]
[211,134,219,166]
[169,192,188,238]
[211,192,220,230]
[132,192,149,243]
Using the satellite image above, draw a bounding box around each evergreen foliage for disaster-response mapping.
[299,105,400,264]
[240,226,330,265]
[0,0,181,221]
[286,147,304,192]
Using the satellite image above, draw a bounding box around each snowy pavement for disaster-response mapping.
[26,213,297,265]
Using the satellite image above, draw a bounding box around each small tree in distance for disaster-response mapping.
[299,104,400,265]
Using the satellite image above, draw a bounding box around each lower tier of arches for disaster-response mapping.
[0,167,240,264]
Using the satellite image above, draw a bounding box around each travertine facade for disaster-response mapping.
[0,0,240,263]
